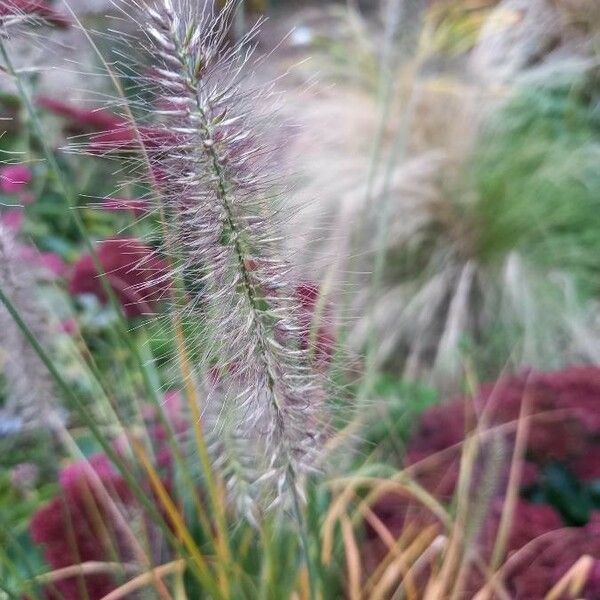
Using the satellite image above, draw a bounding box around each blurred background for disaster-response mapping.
[1,0,600,598]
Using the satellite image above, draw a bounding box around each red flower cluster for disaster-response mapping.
[475,500,600,598]
[0,164,32,194]
[68,238,171,317]
[0,163,36,218]
[365,366,600,598]
[35,97,179,155]
[29,395,186,599]
[29,454,132,599]
[86,126,181,155]
[406,366,600,488]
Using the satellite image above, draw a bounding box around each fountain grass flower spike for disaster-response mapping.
[131,0,332,513]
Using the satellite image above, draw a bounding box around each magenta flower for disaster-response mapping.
[0,164,32,194]
[29,454,131,600]
[60,318,78,335]
[68,238,171,317]
[35,99,177,153]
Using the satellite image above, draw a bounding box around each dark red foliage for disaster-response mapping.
[569,444,600,482]
[481,498,562,556]
[28,395,186,600]
[0,0,70,28]
[481,503,600,599]
[405,366,600,494]
[34,98,181,155]
[0,164,32,193]
[363,366,600,598]
[68,238,171,317]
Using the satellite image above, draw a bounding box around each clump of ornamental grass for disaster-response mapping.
[473,66,600,296]
[286,1,600,388]
[347,61,600,386]
[0,5,345,599]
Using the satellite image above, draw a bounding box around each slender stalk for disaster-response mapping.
[489,393,531,572]
[288,467,317,600]
[179,38,317,600]
[143,0,327,502]
[173,309,232,595]
[100,560,186,600]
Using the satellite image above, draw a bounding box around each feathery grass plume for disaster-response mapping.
[289,2,600,388]
[128,0,330,512]
[0,224,60,436]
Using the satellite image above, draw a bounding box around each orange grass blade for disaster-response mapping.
[33,562,138,585]
[545,555,595,600]
[340,513,362,600]
[359,506,420,600]
[100,560,186,600]
[369,527,443,600]
[132,440,221,597]
[489,392,532,572]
